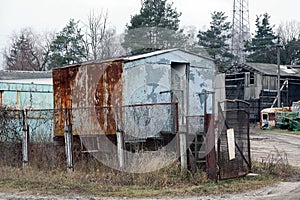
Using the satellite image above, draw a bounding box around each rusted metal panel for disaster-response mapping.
[53,65,80,136]
[53,62,123,137]
[205,114,217,181]
[93,62,123,135]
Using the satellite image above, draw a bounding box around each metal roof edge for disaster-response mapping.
[243,62,300,77]
[52,48,214,70]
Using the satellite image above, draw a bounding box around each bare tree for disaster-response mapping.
[181,25,209,56]
[84,10,108,60]
[36,31,56,71]
[277,20,300,43]
[2,28,56,71]
[101,29,127,58]
[276,20,300,65]
[83,10,125,60]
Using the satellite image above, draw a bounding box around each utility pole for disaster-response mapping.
[277,36,282,107]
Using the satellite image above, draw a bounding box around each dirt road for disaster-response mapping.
[251,131,300,168]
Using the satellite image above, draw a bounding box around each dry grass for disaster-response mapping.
[252,147,300,180]
[0,149,280,198]
[0,162,205,196]
[0,141,294,198]
[0,163,277,198]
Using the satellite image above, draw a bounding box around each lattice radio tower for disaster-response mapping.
[231,0,251,64]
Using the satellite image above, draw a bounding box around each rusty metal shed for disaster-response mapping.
[52,48,252,179]
[53,49,216,138]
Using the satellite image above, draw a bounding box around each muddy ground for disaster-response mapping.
[1,130,300,200]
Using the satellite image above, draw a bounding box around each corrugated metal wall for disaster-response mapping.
[0,82,53,109]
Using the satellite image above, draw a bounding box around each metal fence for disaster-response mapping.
[54,102,179,140]
[0,103,179,171]
[0,108,54,142]
[0,103,178,143]
[0,100,252,179]
[0,107,60,168]
[0,108,23,142]
[217,100,251,180]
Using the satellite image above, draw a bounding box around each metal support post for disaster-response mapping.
[116,132,125,168]
[22,109,29,168]
[179,131,187,170]
[64,109,73,172]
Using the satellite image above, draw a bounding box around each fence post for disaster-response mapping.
[64,109,73,172]
[179,130,187,170]
[22,109,29,168]
[116,131,124,168]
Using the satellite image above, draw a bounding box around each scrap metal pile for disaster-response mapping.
[260,101,300,131]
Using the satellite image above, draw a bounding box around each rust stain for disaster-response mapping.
[53,65,80,136]
[53,61,123,137]
[94,61,123,134]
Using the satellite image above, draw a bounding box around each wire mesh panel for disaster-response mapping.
[26,109,55,142]
[0,108,23,166]
[0,108,55,142]
[0,103,178,171]
[0,108,56,167]
[122,103,178,141]
[187,116,205,135]
[0,108,23,142]
[65,102,178,139]
[186,115,205,166]
[217,100,251,180]
[76,103,179,173]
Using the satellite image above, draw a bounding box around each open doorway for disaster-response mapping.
[171,62,189,128]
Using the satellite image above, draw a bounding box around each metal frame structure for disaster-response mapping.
[217,99,251,180]
[231,0,251,64]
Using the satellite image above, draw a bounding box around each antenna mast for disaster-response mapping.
[231,0,250,64]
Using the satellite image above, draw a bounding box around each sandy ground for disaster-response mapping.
[1,130,300,200]
[250,131,300,168]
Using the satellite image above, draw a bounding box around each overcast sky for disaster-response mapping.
[1,0,300,65]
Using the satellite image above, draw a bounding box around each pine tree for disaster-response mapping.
[47,19,87,69]
[245,13,278,63]
[122,0,185,55]
[197,11,233,72]
[281,37,300,65]
[5,30,40,71]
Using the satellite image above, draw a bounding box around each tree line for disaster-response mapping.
[2,0,300,72]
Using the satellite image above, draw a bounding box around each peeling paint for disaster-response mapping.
[53,49,216,138]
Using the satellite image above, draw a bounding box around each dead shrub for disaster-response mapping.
[29,142,65,170]
[252,146,298,178]
[0,142,22,167]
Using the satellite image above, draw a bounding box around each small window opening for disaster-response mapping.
[262,113,268,120]
[250,72,255,85]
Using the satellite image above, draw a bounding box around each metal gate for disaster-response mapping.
[217,100,251,180]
